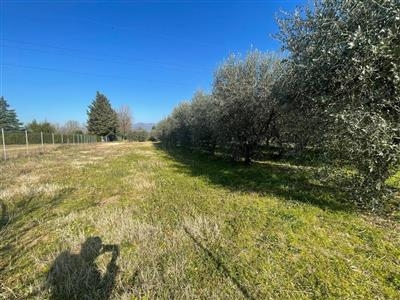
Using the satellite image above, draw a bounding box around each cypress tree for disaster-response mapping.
[87,92,118,140]
[0,96,22,131]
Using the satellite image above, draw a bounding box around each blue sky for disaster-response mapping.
[1,0,303,125]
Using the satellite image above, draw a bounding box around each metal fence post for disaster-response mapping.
[52,133,55,145]
[1,128,6,161]
[25,130,29,155]
[41,132,44,152]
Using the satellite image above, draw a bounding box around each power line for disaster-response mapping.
[61,15,223,49]
[2,45,211,73]
[1,39,213,72]
[3,62,205,87]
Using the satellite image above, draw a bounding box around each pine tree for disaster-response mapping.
[0,96,22,131]
[87,92,118,140]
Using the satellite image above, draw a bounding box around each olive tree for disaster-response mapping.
[277,0,400,207]
[213,50,281,163]
[154,117,175,146]
[155,102,192,147]
[189,91,218,153]
[271,62,322,154]
[170,102,192,147]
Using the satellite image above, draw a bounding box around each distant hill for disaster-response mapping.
[133,122,155,132]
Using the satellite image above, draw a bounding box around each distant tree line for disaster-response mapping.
[0,91,142,142]
[0,96,87,135]
[154,0,400,209]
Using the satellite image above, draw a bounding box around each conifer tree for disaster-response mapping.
[87,92,118,140]
[0,97,22,131]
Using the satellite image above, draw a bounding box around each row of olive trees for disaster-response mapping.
[276,0,400,208]
[155,0,400,209]
[155,51,283,164]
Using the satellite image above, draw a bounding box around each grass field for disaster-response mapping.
[0,142,399,299]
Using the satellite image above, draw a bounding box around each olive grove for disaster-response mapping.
[155,0,400,209]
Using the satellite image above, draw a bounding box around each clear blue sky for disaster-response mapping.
[1,0,303,125]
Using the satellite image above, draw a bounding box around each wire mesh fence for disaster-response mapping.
[1,128,98,160]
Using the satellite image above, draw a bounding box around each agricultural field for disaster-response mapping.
[0,142,399,299]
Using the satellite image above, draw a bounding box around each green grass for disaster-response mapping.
[0,142,399,299]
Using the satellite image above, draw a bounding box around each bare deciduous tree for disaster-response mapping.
[117,105,133,140]
[60,120,85,134]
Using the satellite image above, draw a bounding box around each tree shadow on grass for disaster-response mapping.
[0,188,77,271]
[155,144,353,213]
[183,225,256,300]
[0,201,9,229]
[47,236,119,300]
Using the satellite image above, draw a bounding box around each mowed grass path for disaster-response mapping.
[0,142,399,299]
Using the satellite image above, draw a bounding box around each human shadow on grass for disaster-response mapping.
[156,144,353,212]
[47,237,119,300]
